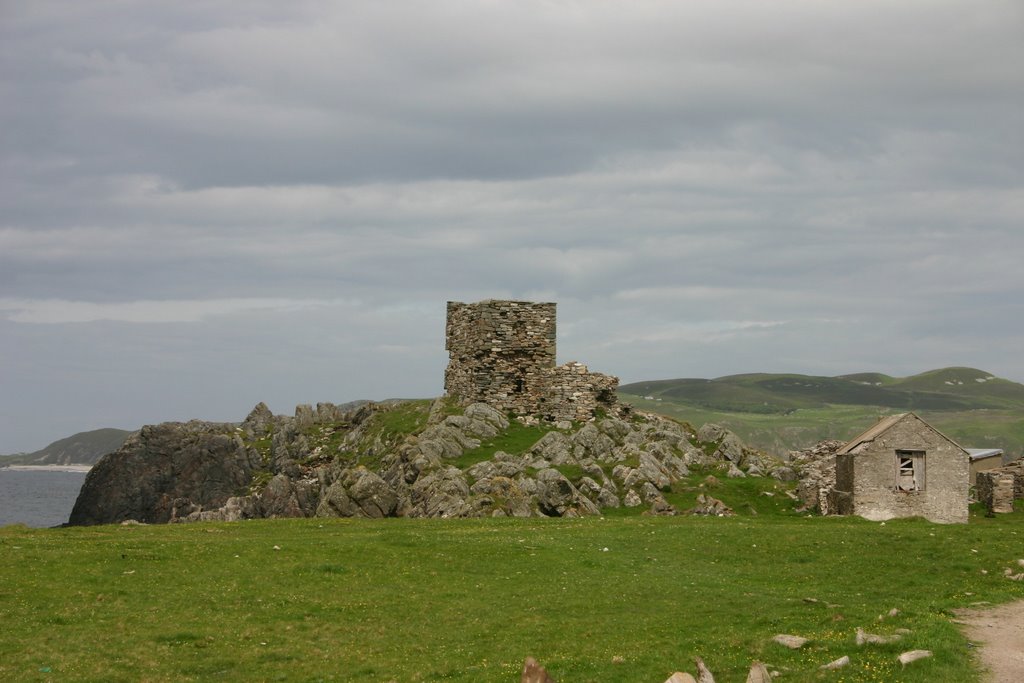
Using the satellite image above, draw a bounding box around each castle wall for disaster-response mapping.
[444,300,621,421]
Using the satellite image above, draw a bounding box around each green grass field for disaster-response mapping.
[3,500,1023,682]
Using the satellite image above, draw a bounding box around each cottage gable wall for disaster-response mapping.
[834,414,968,524]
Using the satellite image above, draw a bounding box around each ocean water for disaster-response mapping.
[0,469,88,527]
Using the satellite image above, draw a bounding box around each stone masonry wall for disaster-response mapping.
[836,414,969,524]
[444,300,621,421]
[977,460,1023,514]
[544,361,620,422]
[445,300,556,416]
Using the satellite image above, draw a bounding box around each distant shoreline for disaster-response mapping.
[1,464,92,473]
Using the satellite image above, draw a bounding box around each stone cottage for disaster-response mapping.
[444,300,622,422]
[831,412,969,524]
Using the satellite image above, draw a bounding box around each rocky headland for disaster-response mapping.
[69,398,796,526]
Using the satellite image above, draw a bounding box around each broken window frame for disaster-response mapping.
[895,450,926,492]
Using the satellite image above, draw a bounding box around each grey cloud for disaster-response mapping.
[1,1,1022,451]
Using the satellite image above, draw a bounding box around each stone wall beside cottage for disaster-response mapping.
[977,460,1023,514]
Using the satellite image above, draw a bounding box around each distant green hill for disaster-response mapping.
[620,367,1024,459]
[0,428,132,467]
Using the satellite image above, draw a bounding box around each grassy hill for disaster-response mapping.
[0,428,132,467]
[620,367,1024,459]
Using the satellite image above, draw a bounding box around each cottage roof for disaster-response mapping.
[837,412,967,455]
[966,448,1003,461]
[837,413,907,454]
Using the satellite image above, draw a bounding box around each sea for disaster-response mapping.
[0,468,88,527]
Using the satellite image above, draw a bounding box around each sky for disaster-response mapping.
[2,1,1022,453]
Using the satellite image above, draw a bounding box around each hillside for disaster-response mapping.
[620,367,1024,459]
[0,428,132,467]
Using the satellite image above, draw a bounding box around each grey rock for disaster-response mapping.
[69,421,254,526]
[623,489,643,507]
[726,462,747,478]
[529,431,574,465]
[597,487,621,508]
[410,466,472,518]
[773,634,809,649]
[688,493,734,517]
[820,656,850,670]
[521,656,555,683]
[572,423,616,460]
[897,650,932,666]
[745,661,772,682]
[695,657,716,683]
[664,673,697,683]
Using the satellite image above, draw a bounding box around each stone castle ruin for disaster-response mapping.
[444,300,622,422]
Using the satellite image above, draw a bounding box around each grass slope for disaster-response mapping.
[621,367,1024,458]
[2,504,1022,682]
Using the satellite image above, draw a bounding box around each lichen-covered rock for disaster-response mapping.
[410,466,472,518]
[528,431,574,465]
[535,468,599,517]
[69,421,254,526]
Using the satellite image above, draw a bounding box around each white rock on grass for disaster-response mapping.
[664,673,697,683]
[820,656,850,670]
[773,634,809,649]
[695,657,716,683]
[898,650,933,666]
[856,627,903,645]
[745,661,771,682]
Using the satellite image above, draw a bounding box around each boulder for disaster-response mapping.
[69,421,254,526]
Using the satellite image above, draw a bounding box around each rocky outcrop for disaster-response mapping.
[68,398,781,525]
[68,420,256,525]
[789,440,844,514]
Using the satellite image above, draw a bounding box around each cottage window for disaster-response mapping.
[895,450,925,491]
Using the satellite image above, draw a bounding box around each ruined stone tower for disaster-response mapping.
[444,300,621,422]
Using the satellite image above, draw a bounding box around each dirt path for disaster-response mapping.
[954,600,1024,682]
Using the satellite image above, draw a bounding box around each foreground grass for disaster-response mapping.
[2,510,1023,682]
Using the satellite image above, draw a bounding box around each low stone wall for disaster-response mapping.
[543,362,620,422]
[977,460,1023,514]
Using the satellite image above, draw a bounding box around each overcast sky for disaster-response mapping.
[2,1,1022,453]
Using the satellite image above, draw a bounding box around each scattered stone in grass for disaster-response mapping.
[695,656,715,683]
[664,672,696,683]
[745,660,771,682]
[1018,559,1024,568]
[521,656,555,683]
[1002,568,1024,580]
[611,655,624,664]
[647,498,678,516]
[273,545,281,551]
[687,493,734,517]
[802,597,820,604]
[878,607,900,620]
[820,656,850,670]
[773,634,809,649]
[856,628,903,645]
[897,650,932,666]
